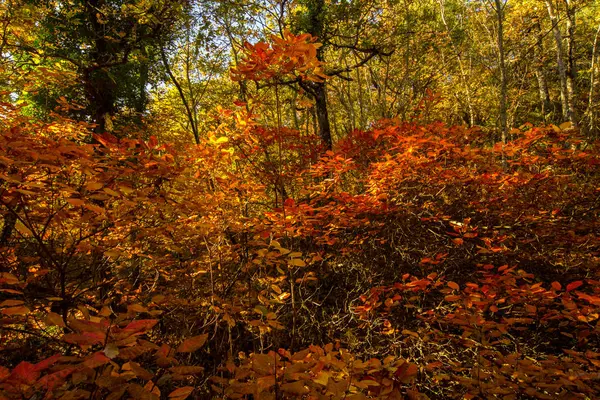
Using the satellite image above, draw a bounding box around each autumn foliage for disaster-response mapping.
[2,31,600,400]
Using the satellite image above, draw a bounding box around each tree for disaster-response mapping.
[5,0,186,133]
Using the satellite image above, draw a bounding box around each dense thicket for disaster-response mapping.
[1,1,600,399]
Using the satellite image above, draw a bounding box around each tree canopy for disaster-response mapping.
[2,0,600,398]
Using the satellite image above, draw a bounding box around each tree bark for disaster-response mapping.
[439,0,475,127]
[587,23,600,136]
[546,0,574,123]
[302,81,333,150]
[494,0,508,144]
[533,16,552,121]
[563,0,578,126]
[301,0,333,150]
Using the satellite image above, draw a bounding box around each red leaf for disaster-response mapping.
[177,334,208,353]
[36,368,75,391]
[63,332,105,346]
[123,319,159,335]
[10,362,39,385]
[283,198,295,207]
[566,281,583,292]
[551,281,562,291]
[83,352,111,369]
[34,354,61,372]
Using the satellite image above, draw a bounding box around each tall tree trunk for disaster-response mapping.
[160,46,200,144]
[587,23,600,136]
[494,0,508,144]
[563,0,577,126]
[546,0,574,123]
[439,0,475,127]
[302,0,333,150]
[84,0,116,133]
[312,82,333,149]
[533,16,552,121]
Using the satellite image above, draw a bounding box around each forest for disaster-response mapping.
[1,0,600,398]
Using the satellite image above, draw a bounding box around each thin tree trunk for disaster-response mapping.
[563,0,577,126]
[439,0,475,127]
[313,82,333,149]
[160,46,200,144]
[587,23,600,136]
[533,16,552,121]
[494,0,508,144]
[546,0,573,123]
[303,0,333,150]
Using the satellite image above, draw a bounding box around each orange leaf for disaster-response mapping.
[1,305,30,315]
[566,281,583,291]
[66,198,85,206]
[168,386,194,399]
[447,282,459,290]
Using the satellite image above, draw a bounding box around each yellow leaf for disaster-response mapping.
[559,121,573,130]
[15,221,32,236]
[314,371,330,386]
[46,311,66,327]
[288,259,306,267]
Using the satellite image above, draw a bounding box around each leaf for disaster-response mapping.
[143,381,161,398]
[46,311,66,327]
[280,381,309,395]
[127,304,148,313]
[10,362,39,385]
[83,352,111,369]
[0,299,24,307]
[34,354,61,372]
[85,182,103,191]
[559,121,573,130]
[122,319,158,334]
[288,258,306,267]
[63,332,105,346]
[36,368,75,391]
[551,281,562,291]
[168,386,194,399]
[1,305,30,315]
[447,282,459,290]
[177,334,208,353]
[15,220,32,236]
[127,383,160,400]
[566,281,583,291]
[103,343,120,359]
[66,198,85,206]
[124,362,154,380]
[314,371,330,386]
[169,366,205,375]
